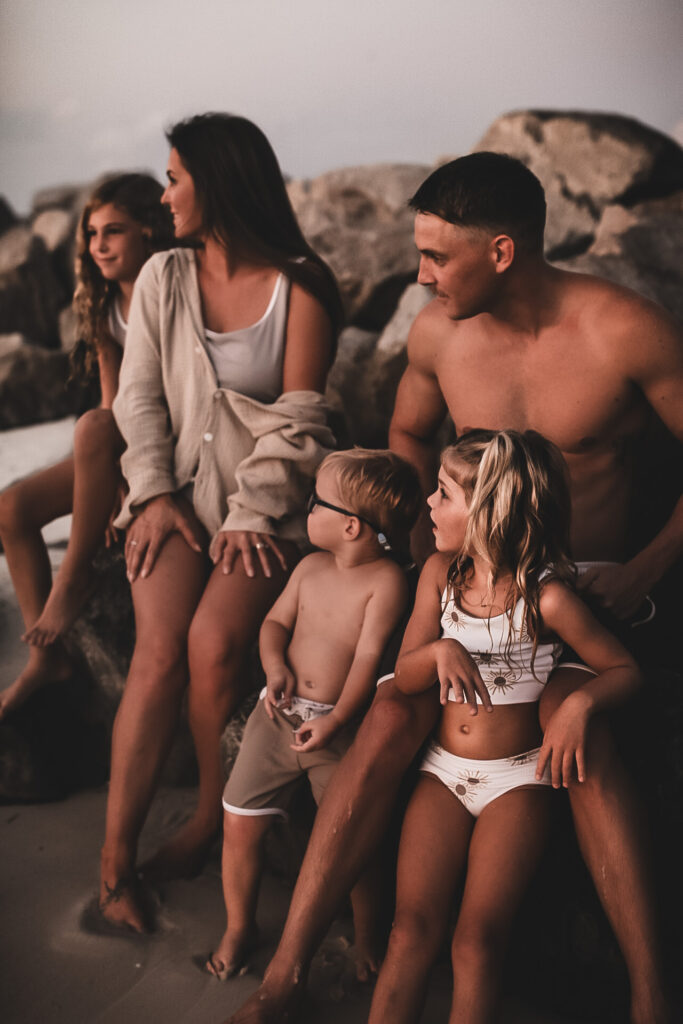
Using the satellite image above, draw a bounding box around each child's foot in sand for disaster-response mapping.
[23,569,92,648]
[140,815,218,881]
[0,643,72,720]
[353,940,381,983]
[99,873,148,933]
[206,924,259,980]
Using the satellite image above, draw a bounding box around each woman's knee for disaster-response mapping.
[129,630,188,694]
[364,689,429,763]
[389,905,443,961]
[0,483,39,536]
[73,408,120,461]
[187,614,250,678]
[451,919,506,975]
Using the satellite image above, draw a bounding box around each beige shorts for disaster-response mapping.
[222,696,355,821]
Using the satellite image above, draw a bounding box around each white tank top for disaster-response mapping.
[107,295,127,348]
[204,273,289,403]
[441,575,560,705]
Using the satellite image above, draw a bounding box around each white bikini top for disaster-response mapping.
[204,273,289,403]
[441,577,560,705]
[107,296,127,349]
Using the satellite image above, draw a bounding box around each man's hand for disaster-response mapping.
[434,638,492,714]
[264,664,296,719]
[537,689,594,788]
[578,561,654,621]
[290,714,340,753]
[125,493,204,582]
[209,531,287,579]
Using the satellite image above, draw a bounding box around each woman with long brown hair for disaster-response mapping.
[0,173,173,718]
[100,113,342,931]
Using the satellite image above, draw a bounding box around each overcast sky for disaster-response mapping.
[1,0,682,214]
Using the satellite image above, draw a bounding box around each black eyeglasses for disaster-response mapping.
[307,491,391,551]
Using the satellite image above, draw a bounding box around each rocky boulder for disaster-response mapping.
[0,226,68,347]
[474,110,683,258]
[0,333,75,428]
[289,163,429,328]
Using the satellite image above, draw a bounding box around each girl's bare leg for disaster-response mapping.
[26,409,124,647]
[207,810,273,980]
[447,787,551,1024]
[99,533,207,931]
[368,775,474,1024]
[350,856,384,982]
[0,458,74,719]
[143,545,296,880]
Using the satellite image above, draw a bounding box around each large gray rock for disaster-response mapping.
[558,190,683,319]
[0,196,18,236]
[288,163,429,329]
[0,226,67,346]
[0,333,75,428]
[474,110,683,259]
[32,208,77,294]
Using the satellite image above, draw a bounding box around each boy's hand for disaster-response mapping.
[264,665,296,720]
[290,714,340,753]
[434,639,492,715]
[536,689,593,788]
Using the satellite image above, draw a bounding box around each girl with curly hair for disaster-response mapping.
[0,173,173,719]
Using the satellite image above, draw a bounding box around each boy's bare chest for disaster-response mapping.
[297,572,371,638]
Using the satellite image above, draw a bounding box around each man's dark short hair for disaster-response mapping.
[409,152,546,255]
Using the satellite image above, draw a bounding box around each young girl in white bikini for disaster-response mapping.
[0,173,173,719]
[368,429,642,1024]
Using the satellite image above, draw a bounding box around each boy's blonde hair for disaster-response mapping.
[442,429,575,665]
[318,448,421,554]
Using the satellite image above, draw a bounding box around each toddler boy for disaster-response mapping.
[206,448,421,981]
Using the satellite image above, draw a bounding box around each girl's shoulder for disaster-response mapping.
[420,552,451,595]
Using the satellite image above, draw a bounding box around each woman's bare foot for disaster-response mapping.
[99,855,148,934]
[0,643,72,720]
[206,924,259,980]
[23,569,92,647]
[140,814,218,881]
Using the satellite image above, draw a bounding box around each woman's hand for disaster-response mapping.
[104,479,128,548]
[536,688,594,788]
[434,638,493,714]
[125,493,204,582]
[209,530,287,579]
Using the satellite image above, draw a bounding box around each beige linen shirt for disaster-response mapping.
[112,248,336,545]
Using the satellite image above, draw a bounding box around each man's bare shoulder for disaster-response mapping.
[557,269,681,349]
[407,298,467,372]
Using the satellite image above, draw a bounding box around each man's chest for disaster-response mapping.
[435,344,643,455]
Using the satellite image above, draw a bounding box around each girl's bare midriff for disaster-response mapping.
[437,700,543,760]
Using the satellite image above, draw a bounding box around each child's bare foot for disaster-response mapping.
[353,940,381,983]
[206,924,259,980]
[0,644,72,720]
[140,814,218,881]
[23,569,92,647]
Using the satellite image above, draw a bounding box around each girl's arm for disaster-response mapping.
[393,555,492,713]
[536,580,643,787]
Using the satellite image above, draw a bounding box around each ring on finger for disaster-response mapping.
[254,542,266,549]
[129,540,138,546]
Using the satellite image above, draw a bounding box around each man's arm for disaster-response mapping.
[389,316,449,564]
[588,300,683,616]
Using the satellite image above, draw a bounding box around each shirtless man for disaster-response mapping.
[228,153,682,1024]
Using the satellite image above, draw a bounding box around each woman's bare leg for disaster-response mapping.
[0,458,74,718]
[368,775,473,1024]
[447,787,551,1024]
[26,409,124,646]
[99,533,207,931]
[225,681,439,1024]
[207,810,273,980]
[143,546,296,880]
